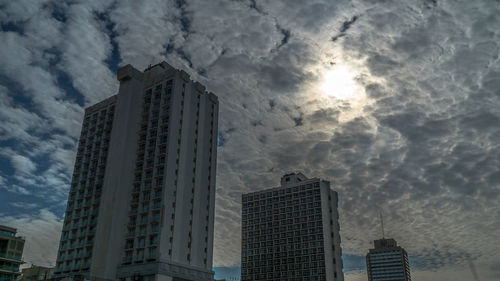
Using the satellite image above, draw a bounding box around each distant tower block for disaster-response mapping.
[366,238,411,281]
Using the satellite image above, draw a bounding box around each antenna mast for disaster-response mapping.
[379,211,385,238]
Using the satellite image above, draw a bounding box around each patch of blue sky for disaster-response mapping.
[213,266,241,280]
[342,254,366,272]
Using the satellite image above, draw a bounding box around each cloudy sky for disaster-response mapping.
[1,0,499,280]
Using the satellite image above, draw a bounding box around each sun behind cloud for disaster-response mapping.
[312,58,372,123]
[320,63,362,100]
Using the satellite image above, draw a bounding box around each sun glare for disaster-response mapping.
[320,64,361,100]
[311,59,372,123]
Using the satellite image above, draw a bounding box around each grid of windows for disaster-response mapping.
[241,182,329,281]
[0,228,24,281]
[367,249,411,281]
[122,80,172,264]
[54,102,116,275]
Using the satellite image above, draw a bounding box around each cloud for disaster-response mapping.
[10,202,39,209]
[0,209,63,267]
[10,154,37,175]
[0,185,32,196]
[1,1,500,280]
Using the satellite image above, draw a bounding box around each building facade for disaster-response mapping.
[241,173,344,281]
[366,238,411,281]
[21,265,54,281]
[0,225,25,281]
[52,62,219,281]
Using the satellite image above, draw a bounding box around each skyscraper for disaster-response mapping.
[241,173,344,281]
[52,62,219,281]
[366,238,411,281]
[0,225,25,281]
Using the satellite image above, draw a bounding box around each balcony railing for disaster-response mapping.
[0,265,20,272]
[0,253,22,262]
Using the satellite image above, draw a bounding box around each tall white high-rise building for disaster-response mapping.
[241,173,344,281]
[53,62,219,281]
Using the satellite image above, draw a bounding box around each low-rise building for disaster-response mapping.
[0,225,25,281]
[21,265,54,281]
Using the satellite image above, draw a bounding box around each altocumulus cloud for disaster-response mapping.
[1,0,500,280]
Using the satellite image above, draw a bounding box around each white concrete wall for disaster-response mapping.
[91,65,144,279]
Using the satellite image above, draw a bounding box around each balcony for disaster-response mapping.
[82,262,90,269]
[0,253,22,263]
[63,266,72,272]
[147,253,157,261]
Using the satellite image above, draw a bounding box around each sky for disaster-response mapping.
[0,0,499,280]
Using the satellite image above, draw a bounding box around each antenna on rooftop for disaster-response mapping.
[379,210,385,238]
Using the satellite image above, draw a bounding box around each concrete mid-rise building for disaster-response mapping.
[52,61,219,281]
[0,225,25,281]
[21,265,54,281]
[241,173,344,281]
[366,238,411,281]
